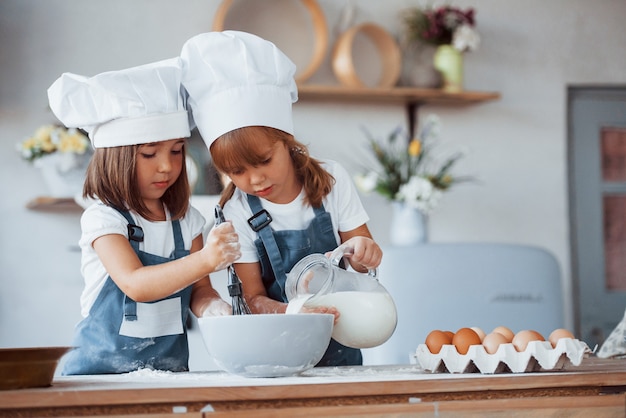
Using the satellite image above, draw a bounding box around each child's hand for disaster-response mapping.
[202,297,232,316]
[340,236,382,271]
[203,221,241,271]
[300,305,340,325]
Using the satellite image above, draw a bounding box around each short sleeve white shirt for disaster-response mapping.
[223,159,369,263]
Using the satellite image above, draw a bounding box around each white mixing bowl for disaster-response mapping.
[197,313,334,378]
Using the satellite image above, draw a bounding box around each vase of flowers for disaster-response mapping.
[389,201,429,245]
[354,115,469,245]
[17,124,92,197]
[402,5,480,92]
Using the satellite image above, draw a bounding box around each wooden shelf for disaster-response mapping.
[297,84,500,105]
[296,84,500,136]
[26,197,82,211]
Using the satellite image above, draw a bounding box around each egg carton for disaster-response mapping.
[414,338,591,374]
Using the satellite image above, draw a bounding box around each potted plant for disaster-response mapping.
[16,124,92,197]
[354,114,470,244]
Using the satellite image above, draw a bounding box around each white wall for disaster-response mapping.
[1,0,625,354]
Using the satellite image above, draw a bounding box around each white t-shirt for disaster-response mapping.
[78,202,205,317]
[223,159,369,264]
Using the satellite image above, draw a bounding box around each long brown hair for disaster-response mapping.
[211,126,334,208]
[83,143,190,220]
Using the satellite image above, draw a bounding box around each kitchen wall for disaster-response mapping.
[1,0,625,353]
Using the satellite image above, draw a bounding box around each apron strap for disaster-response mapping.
[246,195,329,291]
[114,207,143,252]
[246,194,288,288]
[111,208,141,321]
[170,218,186,259]
[111,206,184,321]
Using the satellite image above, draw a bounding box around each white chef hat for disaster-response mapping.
[47,58,191,148]
[180,31,298,148]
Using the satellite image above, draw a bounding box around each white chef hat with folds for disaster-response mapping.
[180,31,298,148]
[47,58,191,148]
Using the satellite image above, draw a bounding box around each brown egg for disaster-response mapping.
[443,330,454,341]
[548,328,575,348]
[452,327,482,354]
[470,327,486,342]
[492,326,515,342]
[512,330,545,352]
[482,332,509,354]
[425,330,453,354]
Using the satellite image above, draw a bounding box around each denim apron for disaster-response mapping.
[247,194,362,367]
[63,209,192,375]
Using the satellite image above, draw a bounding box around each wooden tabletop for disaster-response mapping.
[1,357,625,417]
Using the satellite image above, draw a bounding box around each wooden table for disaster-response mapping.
[1,358,624,417]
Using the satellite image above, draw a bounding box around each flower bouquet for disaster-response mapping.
[402,4,480,91]
[17,125,90,162]
[354,114,468,214]
[17,125,92,197]
[402,4,480,52]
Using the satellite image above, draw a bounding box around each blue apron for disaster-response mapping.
[247,194,362,367]
[63,209,192,375]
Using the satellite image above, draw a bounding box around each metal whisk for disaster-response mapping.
[214,205,252,315]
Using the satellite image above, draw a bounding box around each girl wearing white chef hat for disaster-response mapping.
[48,57,241,375]
[181,31,382,367]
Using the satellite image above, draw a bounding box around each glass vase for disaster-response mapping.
[433,44,463,92]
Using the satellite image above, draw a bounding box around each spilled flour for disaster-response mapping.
[56,364,455,390]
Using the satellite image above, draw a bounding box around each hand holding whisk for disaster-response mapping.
[214,205,252,315]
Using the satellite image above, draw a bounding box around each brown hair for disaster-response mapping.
[83,143,190,221]
[211,126,334,208]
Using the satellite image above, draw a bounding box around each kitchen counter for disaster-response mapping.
[1,358,625,417]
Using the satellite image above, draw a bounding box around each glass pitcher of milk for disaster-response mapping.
[285,245,397,349]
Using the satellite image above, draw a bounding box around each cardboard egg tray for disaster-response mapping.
[414,338,591,374]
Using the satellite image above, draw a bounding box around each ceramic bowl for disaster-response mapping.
[197,313,334,377]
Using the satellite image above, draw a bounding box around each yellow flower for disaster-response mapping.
[21,137,38,150]
[408,139,421,157]
[40,139,56,153]
[32,125,55,142]
[17,124,91,162]
[58,129,89,154]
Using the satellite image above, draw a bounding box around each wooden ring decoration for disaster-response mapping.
[332,23,402,88]
[212,0,328,84]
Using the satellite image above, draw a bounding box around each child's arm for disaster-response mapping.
[190,277,231,317]
[233,262,286,314]
[189,233,232,317]
[339,224,383,273]
[93,222,240,302]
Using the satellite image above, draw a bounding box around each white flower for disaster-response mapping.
[452,24,480,52]
[354,171,379,194]
[395,176,443,213]
[16,142,32,160]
